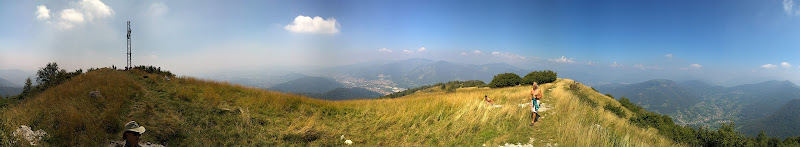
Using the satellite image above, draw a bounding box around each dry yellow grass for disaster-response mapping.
[1,69,683,146]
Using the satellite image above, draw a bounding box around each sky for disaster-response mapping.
[1,0,799,86]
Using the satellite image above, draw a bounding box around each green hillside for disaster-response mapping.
[0,68,683,146]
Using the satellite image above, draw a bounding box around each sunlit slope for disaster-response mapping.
[0,69,681,146]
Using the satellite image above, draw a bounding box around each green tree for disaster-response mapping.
[36,62,67,86]
[489,73,521,88]
[23,77,32,94]
[522,70,557,85]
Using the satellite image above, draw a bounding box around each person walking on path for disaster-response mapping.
[530,82,543,126]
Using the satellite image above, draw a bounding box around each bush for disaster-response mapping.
[133,65,175,77]
[489,73,521,88]
[522,70,557,85]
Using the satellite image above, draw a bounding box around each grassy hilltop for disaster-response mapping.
[0,68,678,146]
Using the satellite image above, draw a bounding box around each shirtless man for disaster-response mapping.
[530,82,543,126]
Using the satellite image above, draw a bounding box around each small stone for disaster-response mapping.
[89,90,102,99]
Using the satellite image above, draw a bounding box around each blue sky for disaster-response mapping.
[1,0,799,85]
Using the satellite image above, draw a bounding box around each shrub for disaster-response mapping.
[522,70,557,85]
[489,73,521,88]
[133,65,175,77]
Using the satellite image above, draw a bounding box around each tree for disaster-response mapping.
[489,73,521,88]
[36,62,67,86]
[522,70,557,85]
[23,78,32,93]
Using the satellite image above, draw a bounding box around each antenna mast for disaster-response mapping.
[126,21,132,70]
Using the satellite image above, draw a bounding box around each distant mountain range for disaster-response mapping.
[741,99,800,139]
[269,76,345,94]
[0,69,32,86]
[594,79,800,137]
[268,76,383,100]
[0,77,23,97]
[593,79,699,114]
[320,58,529,88]
[200,71,308,89]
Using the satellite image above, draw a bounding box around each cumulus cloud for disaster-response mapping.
[58,9,85,29]
[549,56,574,63]
[377,48,392,53]
[459,52,469,56]
[79,0,114,21]
[284,15,340,34]
[664,54,673,58]
[690,64,703,68]
[781,62,791,68]
[417,47,427,52]
[402,50,413,54]
[472,50,483,55]
[36,5,51,20]
[36,0,115,30]
[761,64,777,69]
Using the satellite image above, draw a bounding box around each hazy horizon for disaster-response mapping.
[2,0,800,86]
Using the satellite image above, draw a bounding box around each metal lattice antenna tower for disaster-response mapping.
[126,21,132,70]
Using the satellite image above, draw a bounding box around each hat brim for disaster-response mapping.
[127,126,145,134]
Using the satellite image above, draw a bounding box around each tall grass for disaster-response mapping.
[538,79,680,146]
[1,69,682,146]
[1,68,144,146]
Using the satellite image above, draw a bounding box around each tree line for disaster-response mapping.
[488,70,557,88]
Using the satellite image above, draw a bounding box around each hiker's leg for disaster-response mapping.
[531,112,537,124]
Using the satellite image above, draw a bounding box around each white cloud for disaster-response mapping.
[36,5,51,20]
[781,62,792,68]
[60,9,84,23]
[586,61,594,65]
[402,50,413,54]
[690,64,703,68]
[761,64,777,69]
[148,2,168,17]
[417,47,427,52]
[549,56,574,63]
[664,54,673,58]
[284,15,340,34]
[472,50,483,55]
[58,9,84,29]
[459,52,469,56]
[79,0,114,21]
[38,0,114,30]
[784,0,795,15]
[491,52,526,60]
[377,48,392,53]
